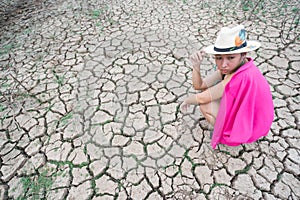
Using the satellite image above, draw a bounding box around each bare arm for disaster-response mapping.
[183,73,233,105]
[202,70,223,89]
[196,73,232,104]
[193,69,223,90]
[192,66,204,90]
[195,81,224,104]
[190,51,206,90]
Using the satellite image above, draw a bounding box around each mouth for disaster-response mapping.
[221,69,228,74]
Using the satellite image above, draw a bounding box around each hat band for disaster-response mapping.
[214,42,247,53]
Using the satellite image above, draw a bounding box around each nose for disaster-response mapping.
[221,59,228,68]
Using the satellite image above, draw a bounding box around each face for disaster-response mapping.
[214,53,245,75]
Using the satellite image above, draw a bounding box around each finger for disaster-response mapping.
[180,106,185,113]
[180,103,187,112]
[200,50,206,55]
[195,52,202,61]
[180,104,185,112]
[190,53,197,61]
[180,102,186,108]
[190,56,198,65]
[181,105,187,113]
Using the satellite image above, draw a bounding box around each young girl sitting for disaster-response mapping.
[181,25,274,149]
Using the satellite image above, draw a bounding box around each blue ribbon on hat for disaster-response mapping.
[213,42,247,52]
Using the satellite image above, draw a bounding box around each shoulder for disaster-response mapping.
[225,70,252,97]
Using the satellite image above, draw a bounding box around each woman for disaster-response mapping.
[181,25,274,149]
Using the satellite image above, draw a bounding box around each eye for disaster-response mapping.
[214,56,222,60]
[228,56,235,60]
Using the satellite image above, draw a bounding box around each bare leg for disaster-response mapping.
[199,99,220,126]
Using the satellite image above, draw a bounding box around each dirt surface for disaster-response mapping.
[0,0,299,199]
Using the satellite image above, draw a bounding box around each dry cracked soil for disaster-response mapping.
[0,0,299,199]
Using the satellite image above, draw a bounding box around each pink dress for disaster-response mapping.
[211,58,274,149]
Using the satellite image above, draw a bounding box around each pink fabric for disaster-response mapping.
[211,58,274,149]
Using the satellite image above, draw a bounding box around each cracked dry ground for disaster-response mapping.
[0,0,299,199]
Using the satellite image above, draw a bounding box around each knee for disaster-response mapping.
[199,104,208,114]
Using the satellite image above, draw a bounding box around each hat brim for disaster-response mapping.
[204,41,261,54]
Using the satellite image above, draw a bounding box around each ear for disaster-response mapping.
[241,53,247,57]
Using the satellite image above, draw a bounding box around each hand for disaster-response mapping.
[180,95,198,113]
[180,101,190,113]
[190,50,206,70]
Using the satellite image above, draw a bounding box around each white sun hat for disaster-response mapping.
[204,25,261,54]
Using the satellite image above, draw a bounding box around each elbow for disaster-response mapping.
[192,80,205,91]
[192,84,202,90]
